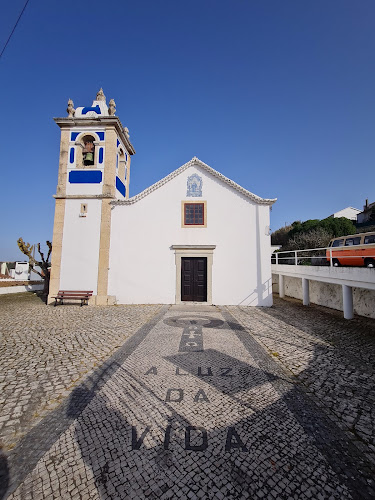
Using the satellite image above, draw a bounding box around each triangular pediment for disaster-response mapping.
[112,157,276,206]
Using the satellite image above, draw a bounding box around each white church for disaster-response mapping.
[48,90,276,306]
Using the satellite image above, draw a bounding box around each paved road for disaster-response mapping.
[1,295,375,499]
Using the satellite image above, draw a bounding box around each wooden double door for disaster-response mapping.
[181,257,207,302]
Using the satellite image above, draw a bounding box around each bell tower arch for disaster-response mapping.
[48,89,135,304]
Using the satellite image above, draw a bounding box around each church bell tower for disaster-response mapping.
[48,89,135,304]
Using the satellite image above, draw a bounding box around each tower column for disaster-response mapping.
[48,128,70,303]
[96,199,113,304]
[102,128,118,198]
[55,129,70,197]
[96,127,118,305]
[48,199,66,302]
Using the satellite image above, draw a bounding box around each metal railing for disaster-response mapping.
[271,247,375,267]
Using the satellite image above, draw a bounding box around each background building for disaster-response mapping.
[329,207,361,221]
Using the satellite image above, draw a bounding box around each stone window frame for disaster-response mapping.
[118,147,127,181]
[181,201,207,228]
[171,245,215,304]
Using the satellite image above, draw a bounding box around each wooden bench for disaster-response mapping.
[53,290,93,307]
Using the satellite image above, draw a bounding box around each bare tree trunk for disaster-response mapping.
[42,275,50,303]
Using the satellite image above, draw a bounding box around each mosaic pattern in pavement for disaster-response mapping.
[2,300,374,499]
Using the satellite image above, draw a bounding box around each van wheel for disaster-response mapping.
[365,258,375,268]
[333,259,340,267]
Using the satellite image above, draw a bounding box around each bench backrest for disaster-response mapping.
[57,290,93,297]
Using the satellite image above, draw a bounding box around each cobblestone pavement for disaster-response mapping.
[1,295,375,499]
[0,293,162,452]
[228,296,375,466]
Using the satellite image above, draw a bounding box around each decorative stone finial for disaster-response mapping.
[124,127,130,139]
[96,88,106,102]
[108,99,116,116]
[67,99,75,117]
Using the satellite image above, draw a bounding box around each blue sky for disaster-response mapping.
[1,0,374,261]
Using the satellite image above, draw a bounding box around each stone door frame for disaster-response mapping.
[171,245,216,305]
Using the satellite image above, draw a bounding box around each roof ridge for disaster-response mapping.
[112,157,277,206]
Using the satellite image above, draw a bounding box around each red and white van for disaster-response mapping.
[326,232,375,268]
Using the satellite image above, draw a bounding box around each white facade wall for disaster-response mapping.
[59,199,102,293]
[108,165,272,306]
[66,182,103,196]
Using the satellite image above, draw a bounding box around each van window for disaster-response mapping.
[345,237,361,246]
[364,234,375,244]
[332,239,344,247]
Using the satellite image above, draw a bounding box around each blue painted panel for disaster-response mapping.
[69,171,102,184]
[96,132,105,141]
[69,147,75,164]
[117,139,120,147]
[99,148,104,164]
[125,152,128,161]
[187,173,203,197]
[71,132,80,141]
[116,176,126,197]
[81,105,101,115]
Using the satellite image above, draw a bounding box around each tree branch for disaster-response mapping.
[38,243,46,265]
[46,241,52,264]
[31,268,44,278]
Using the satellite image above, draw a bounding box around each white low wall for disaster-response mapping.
[272,273,375,319]
[0,284,44,295]
[272,264,375,290]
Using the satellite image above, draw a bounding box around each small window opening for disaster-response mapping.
[118,148,126,180]
[79,203,88,217]
[184,203,204,225]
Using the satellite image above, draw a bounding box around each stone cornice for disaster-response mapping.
[54,116,135,155]
[171,245,216,250]
[112,157,277,206]
[53,194,115,200]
